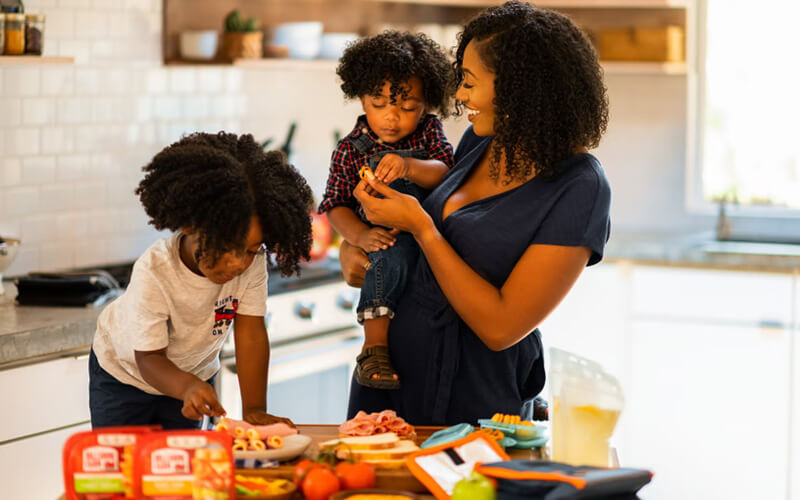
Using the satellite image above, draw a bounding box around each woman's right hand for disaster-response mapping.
[339,240,369,288]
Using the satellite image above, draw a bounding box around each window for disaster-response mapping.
[690,0,800,213]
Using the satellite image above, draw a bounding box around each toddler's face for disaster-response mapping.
[196,215,265,285]
[361,77,426,144]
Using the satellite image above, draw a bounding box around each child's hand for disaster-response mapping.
[243,410,296,428]
[356,227,396,252]
[374,153,409,185]
[181,380,226,420]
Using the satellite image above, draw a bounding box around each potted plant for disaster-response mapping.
[221,9,263,61]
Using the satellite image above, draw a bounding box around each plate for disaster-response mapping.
[234,434,312,461]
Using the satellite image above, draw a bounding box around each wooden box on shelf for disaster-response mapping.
[597,25,684,62]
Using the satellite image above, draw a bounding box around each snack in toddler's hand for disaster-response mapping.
[359,165,375,181]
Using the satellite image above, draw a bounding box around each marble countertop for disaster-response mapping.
[2,233,798,368]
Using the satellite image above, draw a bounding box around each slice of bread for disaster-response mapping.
[359,458,408,469]
[319,432,400,451]
[334,440,419,461]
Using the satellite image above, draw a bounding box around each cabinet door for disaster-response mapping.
[0,422,91,499]
[626,320,790,500]
[539,263,626,379]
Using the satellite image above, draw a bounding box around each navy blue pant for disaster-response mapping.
[356,178,426,322]
[89,349,212,429]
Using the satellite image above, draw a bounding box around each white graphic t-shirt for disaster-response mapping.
[92,232,267,394]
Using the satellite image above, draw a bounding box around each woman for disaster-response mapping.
[341,1,611,425]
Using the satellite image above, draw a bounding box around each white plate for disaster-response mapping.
[233,434,312,461]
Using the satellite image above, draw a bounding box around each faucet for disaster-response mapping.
[715,193,738,241]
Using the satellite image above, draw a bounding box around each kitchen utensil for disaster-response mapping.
[273,22,322,60]
[180,29,219,60]
[0,237,20,295]
[318,32,358,60]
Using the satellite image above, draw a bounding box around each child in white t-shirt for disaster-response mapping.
[90,132,314,429]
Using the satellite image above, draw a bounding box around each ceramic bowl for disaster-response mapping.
[179,30,219,61]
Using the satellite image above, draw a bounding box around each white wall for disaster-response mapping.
[0,0,704,277]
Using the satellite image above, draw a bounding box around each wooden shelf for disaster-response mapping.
[367,0,687,8]
[165,58,685,75]
[0,56,74,65]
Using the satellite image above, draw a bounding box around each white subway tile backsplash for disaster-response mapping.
[169,68,195,94]
[57,98,92,124]
[4,68,41,97]
[104,69,132,94]
[210,95,235,118]
[1,158,22,186]
[6,129,41,156]
[146,69,167,94]
[0,99,22,126]
[124,0,151,12]
[56,213,89,241]
[74,180,107,209]
[20,215,55,244]
[39,241,75,271]
[93,0,123,9]
[73,239,107,267]
[41,126,75,154]
[46,10,76,38]
[57,154,88,180]
[91,98,115,123]
[59,0,90,7]
[183,96,209,119]
[91,40,116,59]
[4,246,38,276]
[196,69,224,93]
[58,40,91,65]
[153,95,182,120]
[225,69,243,92]
[22,156,56,184]
[75,69,100,95]
[22,98,57,126]
[39,183,75,212]
[4,186,40,216]
[41,67,75,96]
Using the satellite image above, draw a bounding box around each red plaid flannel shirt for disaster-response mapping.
[318,114,454,217]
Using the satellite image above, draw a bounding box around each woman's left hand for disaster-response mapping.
[353,177,432,236]
[243,409,295,427]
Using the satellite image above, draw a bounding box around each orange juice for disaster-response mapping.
[552,396,620,467]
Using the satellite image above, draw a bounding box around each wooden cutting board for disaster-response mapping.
[237,425,544,493]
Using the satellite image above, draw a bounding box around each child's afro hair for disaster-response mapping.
[135,132,314,276]
[337,30,454,117]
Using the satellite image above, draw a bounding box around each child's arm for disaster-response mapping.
[135,349,225,419]
[328,205,396,252]
[233,314,293,426]
[373,154,448,189]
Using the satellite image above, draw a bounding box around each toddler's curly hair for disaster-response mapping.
[455,1,609,181]
[337,30,453,117]
[135,132,314,276]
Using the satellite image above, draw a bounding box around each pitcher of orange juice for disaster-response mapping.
[548,348,624,468]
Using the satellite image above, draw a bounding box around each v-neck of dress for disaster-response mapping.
[439,136,528,225]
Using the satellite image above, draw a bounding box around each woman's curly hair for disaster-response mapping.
[135,132,314,276]
[455,1,608,181]
[337,30,454,117]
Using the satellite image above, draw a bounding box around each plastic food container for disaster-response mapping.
[4,13,24,55]
[0,14,6,55]
[24,13,44,55]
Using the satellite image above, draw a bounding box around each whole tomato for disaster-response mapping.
[294,458,323,486]
[302,467,341,500]
[335,461,377,490]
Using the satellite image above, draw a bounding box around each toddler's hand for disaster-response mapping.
[181,379,226,420]
[356,227,396,252]
[374,153,409,185]
[243,410,295,428]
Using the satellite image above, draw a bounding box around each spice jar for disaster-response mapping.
[0,14,6,55]
[24,13,42,55]
[4,12,24,55]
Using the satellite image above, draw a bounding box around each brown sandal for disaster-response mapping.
[355,345,400,390]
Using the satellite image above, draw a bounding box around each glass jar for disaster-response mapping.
[24,13,42,55]
[0,14,6,55]
[4,12,24,55]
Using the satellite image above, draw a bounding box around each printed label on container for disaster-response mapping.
[167,435,208,448]
[73,473,124,493]
[98,433,137,447]
[142,475,195,495]
[151,448,191,474]
[82,446,119,472]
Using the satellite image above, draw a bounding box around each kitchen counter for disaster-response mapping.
[3,233,798,368]
[605,230,800,272]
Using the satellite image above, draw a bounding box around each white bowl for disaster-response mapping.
[0,237,20,296]
[319,32,359,60]
[273,22,323,60]
[179,30,219,61]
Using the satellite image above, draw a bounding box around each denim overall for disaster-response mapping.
[349,130,429,323]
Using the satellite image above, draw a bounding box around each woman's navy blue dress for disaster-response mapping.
[347,126,612,425]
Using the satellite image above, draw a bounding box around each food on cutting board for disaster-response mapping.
[489,413,535,426]
[215,417,296,451]
[235,475,295,497]
[320,432,419,469]
[62,426,159,500]
[321,432,401,450]
[339,410,415,440]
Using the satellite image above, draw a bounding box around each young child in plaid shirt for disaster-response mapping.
[319,31,455,390]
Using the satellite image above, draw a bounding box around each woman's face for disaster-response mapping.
[361,77,426,144]
[455,40,497,137]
